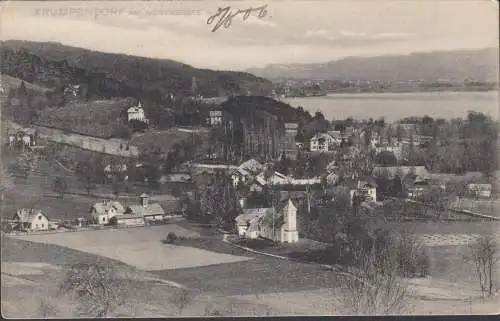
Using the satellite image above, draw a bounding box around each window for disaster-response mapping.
[38,215,42,220]
[42,224,45,228]
[102,217,106,222]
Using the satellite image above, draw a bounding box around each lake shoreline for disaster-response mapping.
[283,91,499,121]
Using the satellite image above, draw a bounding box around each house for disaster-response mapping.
[407,176,432,199]
[116,214,146,227]
[310,133,336,152]
[231,159,263,187]
[104,163,128,179]
[235,197,299,243]
[64,84,81,100]
[90,200,125,225]
[235,208,273,239]
[12,209,49,231]
[255,171,321,187]
[9,128,36,147]
[372,166,430,198]
[208,110,223,126]
[467,184,492,199]
[327,130,343,146]
[343,177,378,203]
[127,101,147,123]
[125,193,166,221]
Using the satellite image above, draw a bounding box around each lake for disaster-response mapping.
[284,91,499,122]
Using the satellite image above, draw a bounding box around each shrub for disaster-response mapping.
[106,216,118,227]
[164,232,178,244]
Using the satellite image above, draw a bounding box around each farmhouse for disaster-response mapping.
[235,197,299,243]
[235,208,273,239]
[125,193,166,221]
[90,200,125,225]
[12,208,49,231]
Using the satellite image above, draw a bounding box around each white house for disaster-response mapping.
[13,208,49,231]
[310,133,336,152]
[127,101,147,123]
[90,200,125,225]
[208,110,223,126]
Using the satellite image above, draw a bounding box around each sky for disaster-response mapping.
[0,1,498,70]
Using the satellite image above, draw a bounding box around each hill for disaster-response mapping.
[0,74,52,94]
[246,48,499,82]
[35,99,133,139]
[220,96,311,123]
[0,40,273,101]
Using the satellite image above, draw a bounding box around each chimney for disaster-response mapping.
[140,193,149,207]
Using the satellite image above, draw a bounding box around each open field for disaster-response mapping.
[130,128,209,154]
[0,236,277,317]
[451,198,500,218]
[10,225,253,271]
[0,73,52,93]
[36,99,131,139]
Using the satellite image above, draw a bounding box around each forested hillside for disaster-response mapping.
[0,40,273,102]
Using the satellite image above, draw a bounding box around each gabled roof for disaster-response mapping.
[116,214,145,220]
[91,201,125,215]
[327,131,342,139]
[13,208,46,222]
[238,159,263,173]
[126,203,165,216]
[311,133,333,142]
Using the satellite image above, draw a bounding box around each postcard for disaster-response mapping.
[0,0,499,317]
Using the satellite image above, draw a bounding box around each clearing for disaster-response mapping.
[10,225,253,270]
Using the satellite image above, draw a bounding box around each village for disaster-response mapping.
[2,88,497,243]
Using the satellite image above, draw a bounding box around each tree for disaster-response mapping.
[54,176,68,199]
[76,160,95,196]
[113,124,133,139]
[376,151,397,167]
[58,263,125,317]
[337,228,420,315]
[0,163,14,205]
[420,186,450,220]
[466,236,499,297]
[107,216,118,226]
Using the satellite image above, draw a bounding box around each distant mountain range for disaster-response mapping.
[246,48,499,82]
[0,40,273,100]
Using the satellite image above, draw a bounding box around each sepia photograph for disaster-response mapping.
[0,0,499,317]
